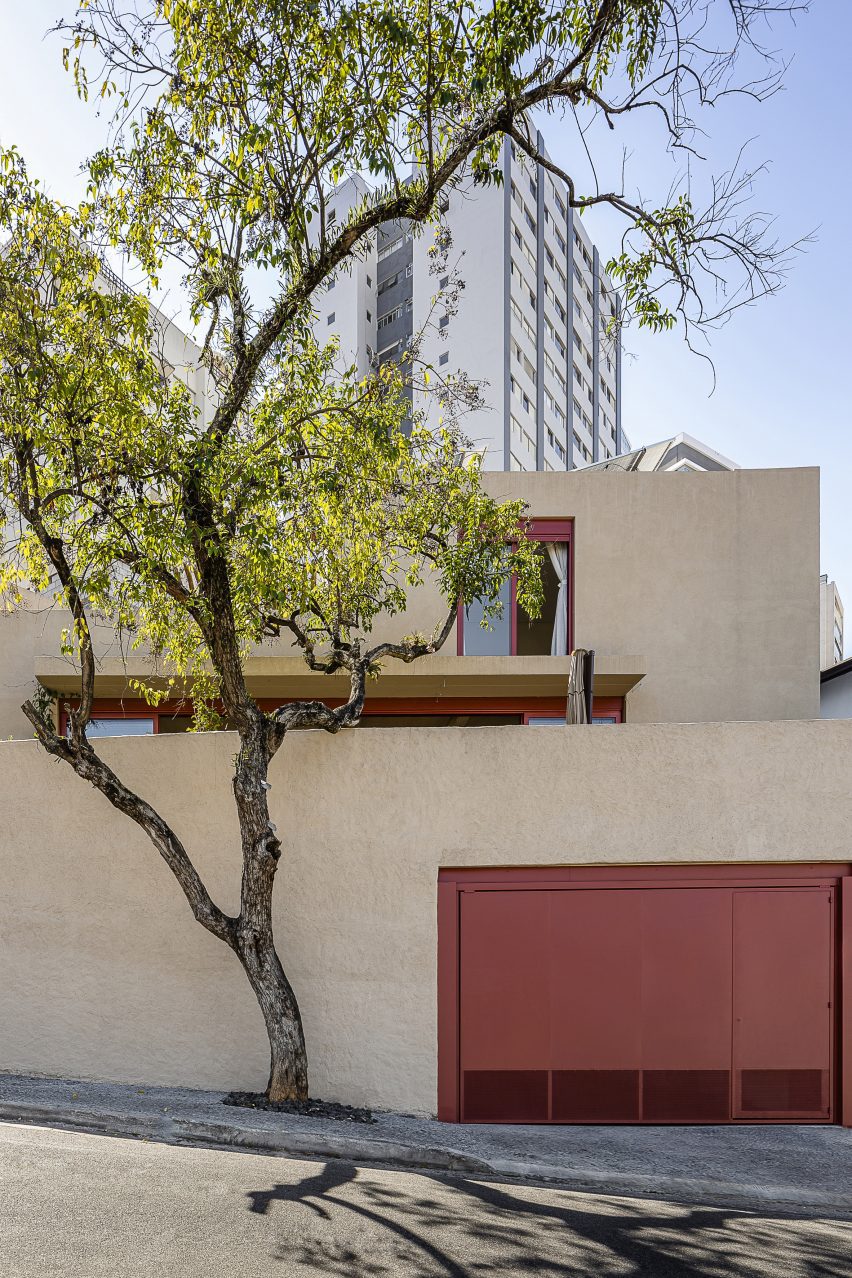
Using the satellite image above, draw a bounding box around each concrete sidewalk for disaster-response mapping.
[2,1072,850,1214]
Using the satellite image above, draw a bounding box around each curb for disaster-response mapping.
[173,1116,490,1173]
[2,1102,851,1215]
[483,1157,852,1215]
[0,1102,168,1142]
[0,1102,488,1175]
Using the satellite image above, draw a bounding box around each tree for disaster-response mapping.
[1,0,800,1100]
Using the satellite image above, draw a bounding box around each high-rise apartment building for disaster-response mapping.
[313,133,626,470]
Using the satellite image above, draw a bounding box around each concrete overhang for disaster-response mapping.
[35,652,646,702]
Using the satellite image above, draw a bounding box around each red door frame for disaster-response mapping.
[457,518,574,656]
[437,862,852,1125]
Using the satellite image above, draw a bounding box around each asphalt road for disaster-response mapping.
[1,1122,850,1277]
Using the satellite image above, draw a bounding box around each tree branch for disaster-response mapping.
[364,599,459,666]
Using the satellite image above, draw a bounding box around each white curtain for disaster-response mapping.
[546,542,569,656]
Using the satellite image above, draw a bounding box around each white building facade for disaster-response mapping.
[313,134,626,471]
[820,574,845,670]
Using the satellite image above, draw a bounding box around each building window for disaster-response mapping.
[377,306,403,330]
[458,520,572,657]
[327,312,335,324]
[377,233,410,262]
[366,310,372,322]
[439,352,449,366]
[85,718,155,738]
[524,701,623,726]
[439,315,448,329]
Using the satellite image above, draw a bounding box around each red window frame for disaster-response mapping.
[457,518,574,657]
[63,693,623,735]
[59,700,198,736]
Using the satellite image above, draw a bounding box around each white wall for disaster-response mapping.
[821,669,852,718]
[413,174,507,463]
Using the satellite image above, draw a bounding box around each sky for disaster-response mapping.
[1,3,850,637]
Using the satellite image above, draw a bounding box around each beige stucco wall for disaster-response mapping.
[481,467,820,723]
[348,467,821,725]
[1,720,848,1113]
[0,594,129,740]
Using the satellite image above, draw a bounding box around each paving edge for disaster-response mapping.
[0,1102,488,1174]
[2,1102,851,1215]
[483,1158,852,1215]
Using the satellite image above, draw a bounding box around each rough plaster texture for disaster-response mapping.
[0,467,820,738]
[481,468,820,724]
[1,720,849,1113]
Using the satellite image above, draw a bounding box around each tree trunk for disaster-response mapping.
[236,925,309,1101]
[230,717,309,1101]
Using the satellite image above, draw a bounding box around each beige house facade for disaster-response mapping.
[2,464,849,1128]
[0,465,820,737]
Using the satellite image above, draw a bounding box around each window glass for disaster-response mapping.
[527,715,618,725]
[516,553,560,656]
[86,718,155,737]
[462,579,511,656]
[158,715,194,734]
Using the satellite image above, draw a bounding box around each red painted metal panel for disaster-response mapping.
[437,865,850,1125]
[436,879,460,1121]
[640,890,732,1071]
[440,864,849,886]
[459,891,551,1073]
[549,890,643,1120]
[842,877,852,1127]
[550,890,642,1070]
[732,889,833,1119]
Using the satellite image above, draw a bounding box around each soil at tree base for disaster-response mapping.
[223,1091,376,1123]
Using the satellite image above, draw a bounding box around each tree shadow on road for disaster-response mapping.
[244,1159,852,1277]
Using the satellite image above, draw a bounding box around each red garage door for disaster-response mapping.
[438,867,846,1124]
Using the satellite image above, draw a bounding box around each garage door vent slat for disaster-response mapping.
[740,1069,828,1114]
[552,1070,640,1121]
[463,1070,548,1122]
[642,1070,730,1122]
